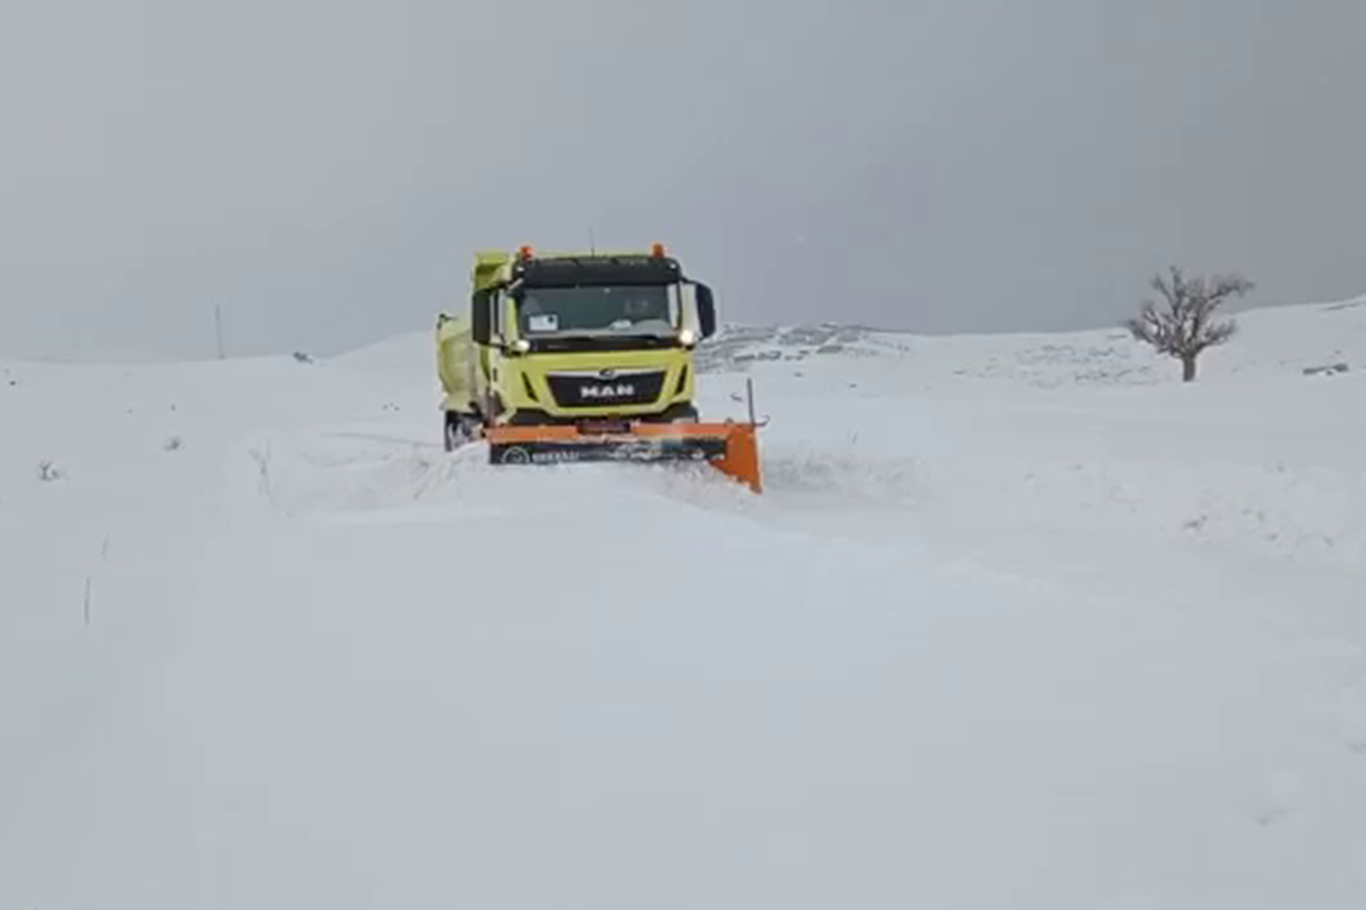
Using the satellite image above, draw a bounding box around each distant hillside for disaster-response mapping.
[695,295,1366,387]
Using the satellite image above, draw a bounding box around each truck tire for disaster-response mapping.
[443,413,460,452]
[444,411,479,452]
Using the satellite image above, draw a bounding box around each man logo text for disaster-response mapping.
[579,384,636,399]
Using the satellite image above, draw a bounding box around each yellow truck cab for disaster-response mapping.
[436,243,718,451]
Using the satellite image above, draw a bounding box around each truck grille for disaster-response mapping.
[546,370,667,408]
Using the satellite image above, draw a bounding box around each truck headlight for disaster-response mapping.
[511,339,531,354]
[678,329,697,347]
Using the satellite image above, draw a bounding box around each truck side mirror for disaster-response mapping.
[471,291,492,345]
[696,283,717,339]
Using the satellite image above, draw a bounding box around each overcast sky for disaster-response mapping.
[2,0,1363,360]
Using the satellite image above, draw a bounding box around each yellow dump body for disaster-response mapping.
[435,312,475,413]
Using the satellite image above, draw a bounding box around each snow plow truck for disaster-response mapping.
[435,243,762,492]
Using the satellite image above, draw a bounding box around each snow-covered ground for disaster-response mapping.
[3,299,1365,908]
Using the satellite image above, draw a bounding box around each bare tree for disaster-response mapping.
[1125,266,1253,381]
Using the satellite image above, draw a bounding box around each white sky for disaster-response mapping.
[2,0,1363,359]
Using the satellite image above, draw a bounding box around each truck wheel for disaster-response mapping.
[445,412,481,452]
[443,412,460,452]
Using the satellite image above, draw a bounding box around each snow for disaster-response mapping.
[3,300,1366,907]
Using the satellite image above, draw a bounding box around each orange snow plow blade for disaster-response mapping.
[484,421,763,493]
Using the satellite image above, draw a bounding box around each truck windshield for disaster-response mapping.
[517,285,676,337]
